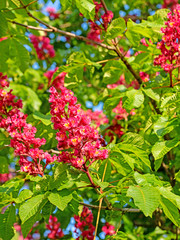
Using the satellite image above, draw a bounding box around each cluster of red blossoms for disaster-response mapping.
[74,206,95,240]
[46,215,64,239]
[46,7,60,20]
[163,0,179,10]
[49,86,108,170]
[83,1,113,42]
[44,67,66,90]
[102,222,116,236]
[29,35,55,60]
[154,5,180,72]
[0,73,57,175]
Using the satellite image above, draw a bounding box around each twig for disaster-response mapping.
[10,21,115,50]
[94,160,108,240]
[80,202,141,212]
[47,149,60,154]
[113,44,142,84]
[100,0,108,13]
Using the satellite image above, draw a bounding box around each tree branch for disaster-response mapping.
[80,202,141,212]
[10,21,115,51]
[100,0,108,13]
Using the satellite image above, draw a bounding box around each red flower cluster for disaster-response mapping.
[162,0,179,10]
[139,71,150,82]
[0,73,57,175]
[29,35,55,60]
[49,86,108,170]
[84,1,113,42]
[102,222,115,236]
[44,67,66,90]
[46,7,60,20]
[46,215,64,239]
[154,5,180,72]
[74,206,95,240]
[83,109,109,128]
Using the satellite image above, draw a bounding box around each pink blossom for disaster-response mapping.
[46,7,60,19]
[102,222,116,236]
[46,215,64,239]
[49,86,108,170]
[44,67,66,90]
[0,73,57,176]
[29,35,55,60]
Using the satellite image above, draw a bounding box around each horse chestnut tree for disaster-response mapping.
[0,0,180,239]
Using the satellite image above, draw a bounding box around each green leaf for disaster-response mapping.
[109,146,135,176]
[157,187,180,209]
[48,163,68,190]
[0,38,9,72]
[0,156,8,173]
[104,94,125,111]
[152,138,180,160]
[106,18,126,39]
[0,12,8,37]
[15,189,33,204]
[154,116,179,137]
[123,89,144,110]
[75,0,95,20]
[60,0,73,11]
[11,39,30,72]
[0,205,16,240]
[160,196,180,227]
[10,0,20,7]
[143,88,160,102]
[48,190,73,211]
[134,172,162,187]
[127,185,160,217]
[0,0,6,9]
[103,60,125,84]
[117,143,151,169]
[19,194,47,223]
[21,213,42,238]
[33,111,51,126]
[9,83,42,111]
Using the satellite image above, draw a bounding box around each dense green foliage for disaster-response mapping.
[0,0,180,239]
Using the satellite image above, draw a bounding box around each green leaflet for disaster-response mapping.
[0,12,8,37]
[160,196,180,227]
[75,0,95,20]
[0,205,16,240]
[152,138,180,160]
[48,189,73,211]
[19,194,48,223]
[106,17,126,39]
[0,156,8,173]
[127,185,160,217]
[10,39,30,72]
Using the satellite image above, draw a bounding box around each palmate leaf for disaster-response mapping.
[0,205,16,240]
[127,185,160,217]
